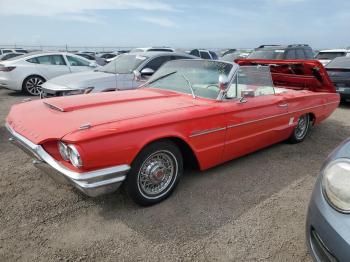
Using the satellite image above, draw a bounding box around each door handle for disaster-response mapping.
[278,103,288,108]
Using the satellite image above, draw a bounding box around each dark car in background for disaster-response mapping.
[326,57,350,102]
[306,138,350,262]
[248,44,314,60]
[189,49,218,60]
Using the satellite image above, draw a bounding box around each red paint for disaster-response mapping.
[6,60,340,173]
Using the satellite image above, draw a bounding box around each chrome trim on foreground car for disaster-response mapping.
[5,123,130,197]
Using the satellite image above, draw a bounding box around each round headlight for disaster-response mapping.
[322,158,350,212]
[67,145,83,168]
[58,141,69,161]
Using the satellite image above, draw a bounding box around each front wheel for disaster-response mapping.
[23,76,45,96]
[125,140,183,206]
[288,114,310,143]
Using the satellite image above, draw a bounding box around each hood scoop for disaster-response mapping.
[43,101,65,112]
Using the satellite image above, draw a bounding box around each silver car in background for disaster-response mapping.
[41,52,194,97]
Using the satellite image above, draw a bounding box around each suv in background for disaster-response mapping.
[315,49,350,66]
[248,44,314,60]
[189,49,218,60]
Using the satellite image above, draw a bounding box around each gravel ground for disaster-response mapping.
[0,88,349,261]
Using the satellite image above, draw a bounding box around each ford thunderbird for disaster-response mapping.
[6,59,339,205]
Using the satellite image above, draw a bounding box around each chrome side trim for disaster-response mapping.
[189,127,226,138]
[6,123,130,197]
[228,101,339,129]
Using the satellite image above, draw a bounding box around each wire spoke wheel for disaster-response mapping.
[295,115,309,140]
[137,150,177,197]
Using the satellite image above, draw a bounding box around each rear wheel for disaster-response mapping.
[288,114,310,143]
[23,76,45,96]
[125,140,183,206]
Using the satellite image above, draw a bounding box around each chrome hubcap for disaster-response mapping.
[138,151,177,196]
[295,115,308,139]
[25,77,44,95]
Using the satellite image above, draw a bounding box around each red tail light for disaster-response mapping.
[0,66,16,72]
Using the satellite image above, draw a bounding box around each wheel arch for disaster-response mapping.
[134,136,200,170]
[21,74,46,91]
[308,112,316,125]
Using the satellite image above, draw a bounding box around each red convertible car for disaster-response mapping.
[6,59,339,205]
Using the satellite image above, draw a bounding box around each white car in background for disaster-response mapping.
[315,49,350,66]
[0,52,98,95]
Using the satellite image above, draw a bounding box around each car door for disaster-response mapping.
[35,55,71,79]
[65,55,93,73]
[222,66,291,162]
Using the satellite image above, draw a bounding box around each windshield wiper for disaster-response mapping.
[180,73,196,99]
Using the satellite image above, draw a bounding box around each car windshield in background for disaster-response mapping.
[316,52,346,60]
[99,54,148,74]
[249,50,285,59]
[326,57,350,69]
[145,60,233,99]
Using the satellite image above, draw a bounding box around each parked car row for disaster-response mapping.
[2,44,350,105]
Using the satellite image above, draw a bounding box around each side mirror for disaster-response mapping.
[218,74,229,91]
[140,68,155,76]
[89,62,98,68]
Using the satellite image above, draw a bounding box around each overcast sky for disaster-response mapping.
[0,0,349,49]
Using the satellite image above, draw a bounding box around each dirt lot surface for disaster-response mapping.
[0,88,349,261]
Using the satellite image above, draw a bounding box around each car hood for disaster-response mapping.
[6,88,200,144]
[43,71,135,91]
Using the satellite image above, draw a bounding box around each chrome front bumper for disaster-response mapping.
[5,123,130,197]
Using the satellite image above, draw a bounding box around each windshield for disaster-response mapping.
[145,60,233,99]
[316,52,346,60]
[248,50,285,59]
[99,54,148,74]
[326,57,350,69]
